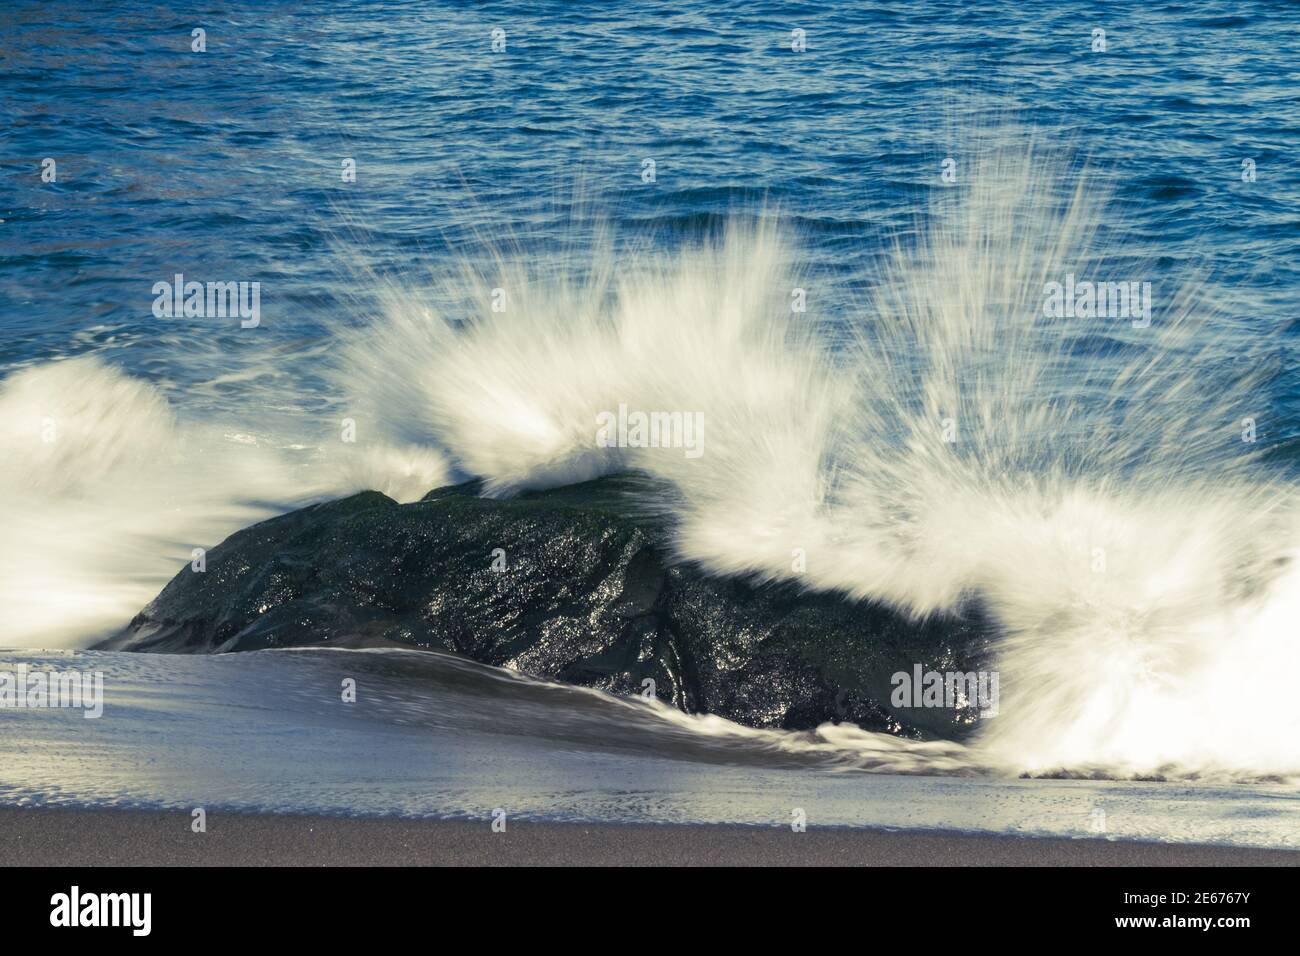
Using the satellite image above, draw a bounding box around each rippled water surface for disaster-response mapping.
[4,0,1299,425]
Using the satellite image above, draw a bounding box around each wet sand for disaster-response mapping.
[3,806,1296,866]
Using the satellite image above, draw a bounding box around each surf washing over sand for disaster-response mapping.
[3,142,1297,783]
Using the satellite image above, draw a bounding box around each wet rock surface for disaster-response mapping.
[100,476,992,738]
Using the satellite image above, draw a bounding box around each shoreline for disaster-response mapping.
[4,807,1297,867]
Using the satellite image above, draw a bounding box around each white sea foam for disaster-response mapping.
[0,358,449,647]
[0,358,287,646]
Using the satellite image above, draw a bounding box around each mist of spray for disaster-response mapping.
[334,141,1299,780]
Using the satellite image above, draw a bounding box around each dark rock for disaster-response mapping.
[98,476,993,738]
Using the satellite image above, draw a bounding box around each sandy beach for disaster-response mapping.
[4,807,1296,867]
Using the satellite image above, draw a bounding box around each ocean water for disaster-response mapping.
[6,1,1299,388]
[3,1,1300,833]
[2,647,1298,849]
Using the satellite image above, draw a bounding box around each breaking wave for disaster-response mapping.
[0,358,449,647]
[4,138,1297,781]
[333,141,1300,780]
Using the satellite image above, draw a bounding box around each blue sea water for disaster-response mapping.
[3,0,1299,426]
